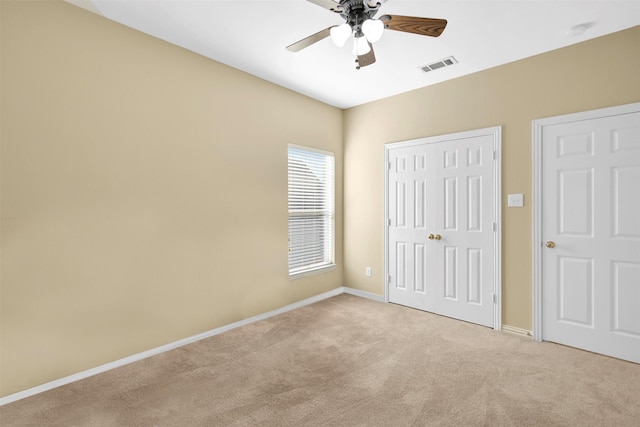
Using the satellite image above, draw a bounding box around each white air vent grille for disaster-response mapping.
[419,56,457,73]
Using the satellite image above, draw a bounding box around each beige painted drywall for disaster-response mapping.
[343,26,640,331]
[0,0,343,397]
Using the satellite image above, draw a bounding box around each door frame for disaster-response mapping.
[384,126,503,330]
[531,102,640,342]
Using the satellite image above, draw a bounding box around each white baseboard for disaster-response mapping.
[502,324,533,339]
[342,286,385,303]
[0,287,348,406]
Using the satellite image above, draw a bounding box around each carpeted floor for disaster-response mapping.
[1,294,639,426]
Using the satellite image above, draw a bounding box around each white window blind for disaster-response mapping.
[288,145,335,277]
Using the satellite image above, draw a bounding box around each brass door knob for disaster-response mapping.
[428,234,435,240]
[545,241,555,248]
[435,234,442,240]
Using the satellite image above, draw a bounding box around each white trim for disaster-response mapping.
[502,324,533,339]
[287,143,334,157]
[531,102,640,343]
[532,114,544,342]
[288,264,336,280]
[383,145,391,304]
[343,286,386,303]
[0,287,347,406]
[384,126,502,330]
[493,127,503,332]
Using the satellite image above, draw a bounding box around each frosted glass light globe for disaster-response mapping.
[330,23,352,47]
[352,36,371,56]
[362,19,384,43]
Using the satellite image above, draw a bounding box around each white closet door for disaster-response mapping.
[432,135,496,327]
[387,128,499,328]
[387,143,436,313]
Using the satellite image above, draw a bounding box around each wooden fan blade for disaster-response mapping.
[286,26,336,52]
[305,0,343,12]
[357,43,376,68]
[380,15,447,37]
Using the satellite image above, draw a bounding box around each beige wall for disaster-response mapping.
[0,1,343,397]
[343,26,640,330]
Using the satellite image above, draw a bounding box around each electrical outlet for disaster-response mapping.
[365,267,372,277]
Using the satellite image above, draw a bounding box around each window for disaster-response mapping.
[288,145,335,278]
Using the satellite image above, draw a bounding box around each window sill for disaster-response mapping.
[289,264,336,281]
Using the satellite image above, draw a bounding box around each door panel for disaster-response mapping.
[467,248,482,304]
[415,179,427,229]
[444,177,458,231]
[541,108,640,363]
[396,241,407,290]
[467,176,482,232]
[558,256,593,326]
[558,169,593,236]
[444,246,458,300]
[613,166,640,238]
[396,179,407,228]
[613,261,640,337]
[387,129,499,328]
[414,243,427,293]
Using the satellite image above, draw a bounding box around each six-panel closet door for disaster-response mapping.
[387,128,499,328]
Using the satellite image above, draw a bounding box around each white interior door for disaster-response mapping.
[433,136,498,327]
[387,143,436,313]
[535,103,640,363]
[386,127,501,328]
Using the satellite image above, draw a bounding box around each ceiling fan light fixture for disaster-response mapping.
[330,23,352,47]
[286,0,449,69]
[362,18,384,43]
[352,35,371,55]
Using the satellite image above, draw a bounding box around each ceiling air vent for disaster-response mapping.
[419,56,457,73]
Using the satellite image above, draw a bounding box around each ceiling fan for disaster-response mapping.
[286,0,447,69]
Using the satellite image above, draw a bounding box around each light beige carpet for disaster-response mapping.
[1,294,639,426]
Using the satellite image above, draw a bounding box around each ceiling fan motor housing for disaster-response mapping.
[336,0,383,36]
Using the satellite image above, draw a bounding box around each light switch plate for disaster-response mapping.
[508,194,524,207]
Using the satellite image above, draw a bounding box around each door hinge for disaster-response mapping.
[492,222,497,232]
[388,275,392,284]
[493,294,497,304]
[492,150,497,160]
[388,161,392,170]
[388,218,391,226]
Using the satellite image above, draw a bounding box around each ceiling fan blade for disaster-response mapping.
[286,26,336,52]
[380,15,447,37]
[305,0,344,12]
[357,43,376,68]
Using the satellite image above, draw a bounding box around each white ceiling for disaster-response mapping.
[67,0,639,109]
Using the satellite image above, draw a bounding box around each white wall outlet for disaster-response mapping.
[507,194,524,207]
[365,267,372,277]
